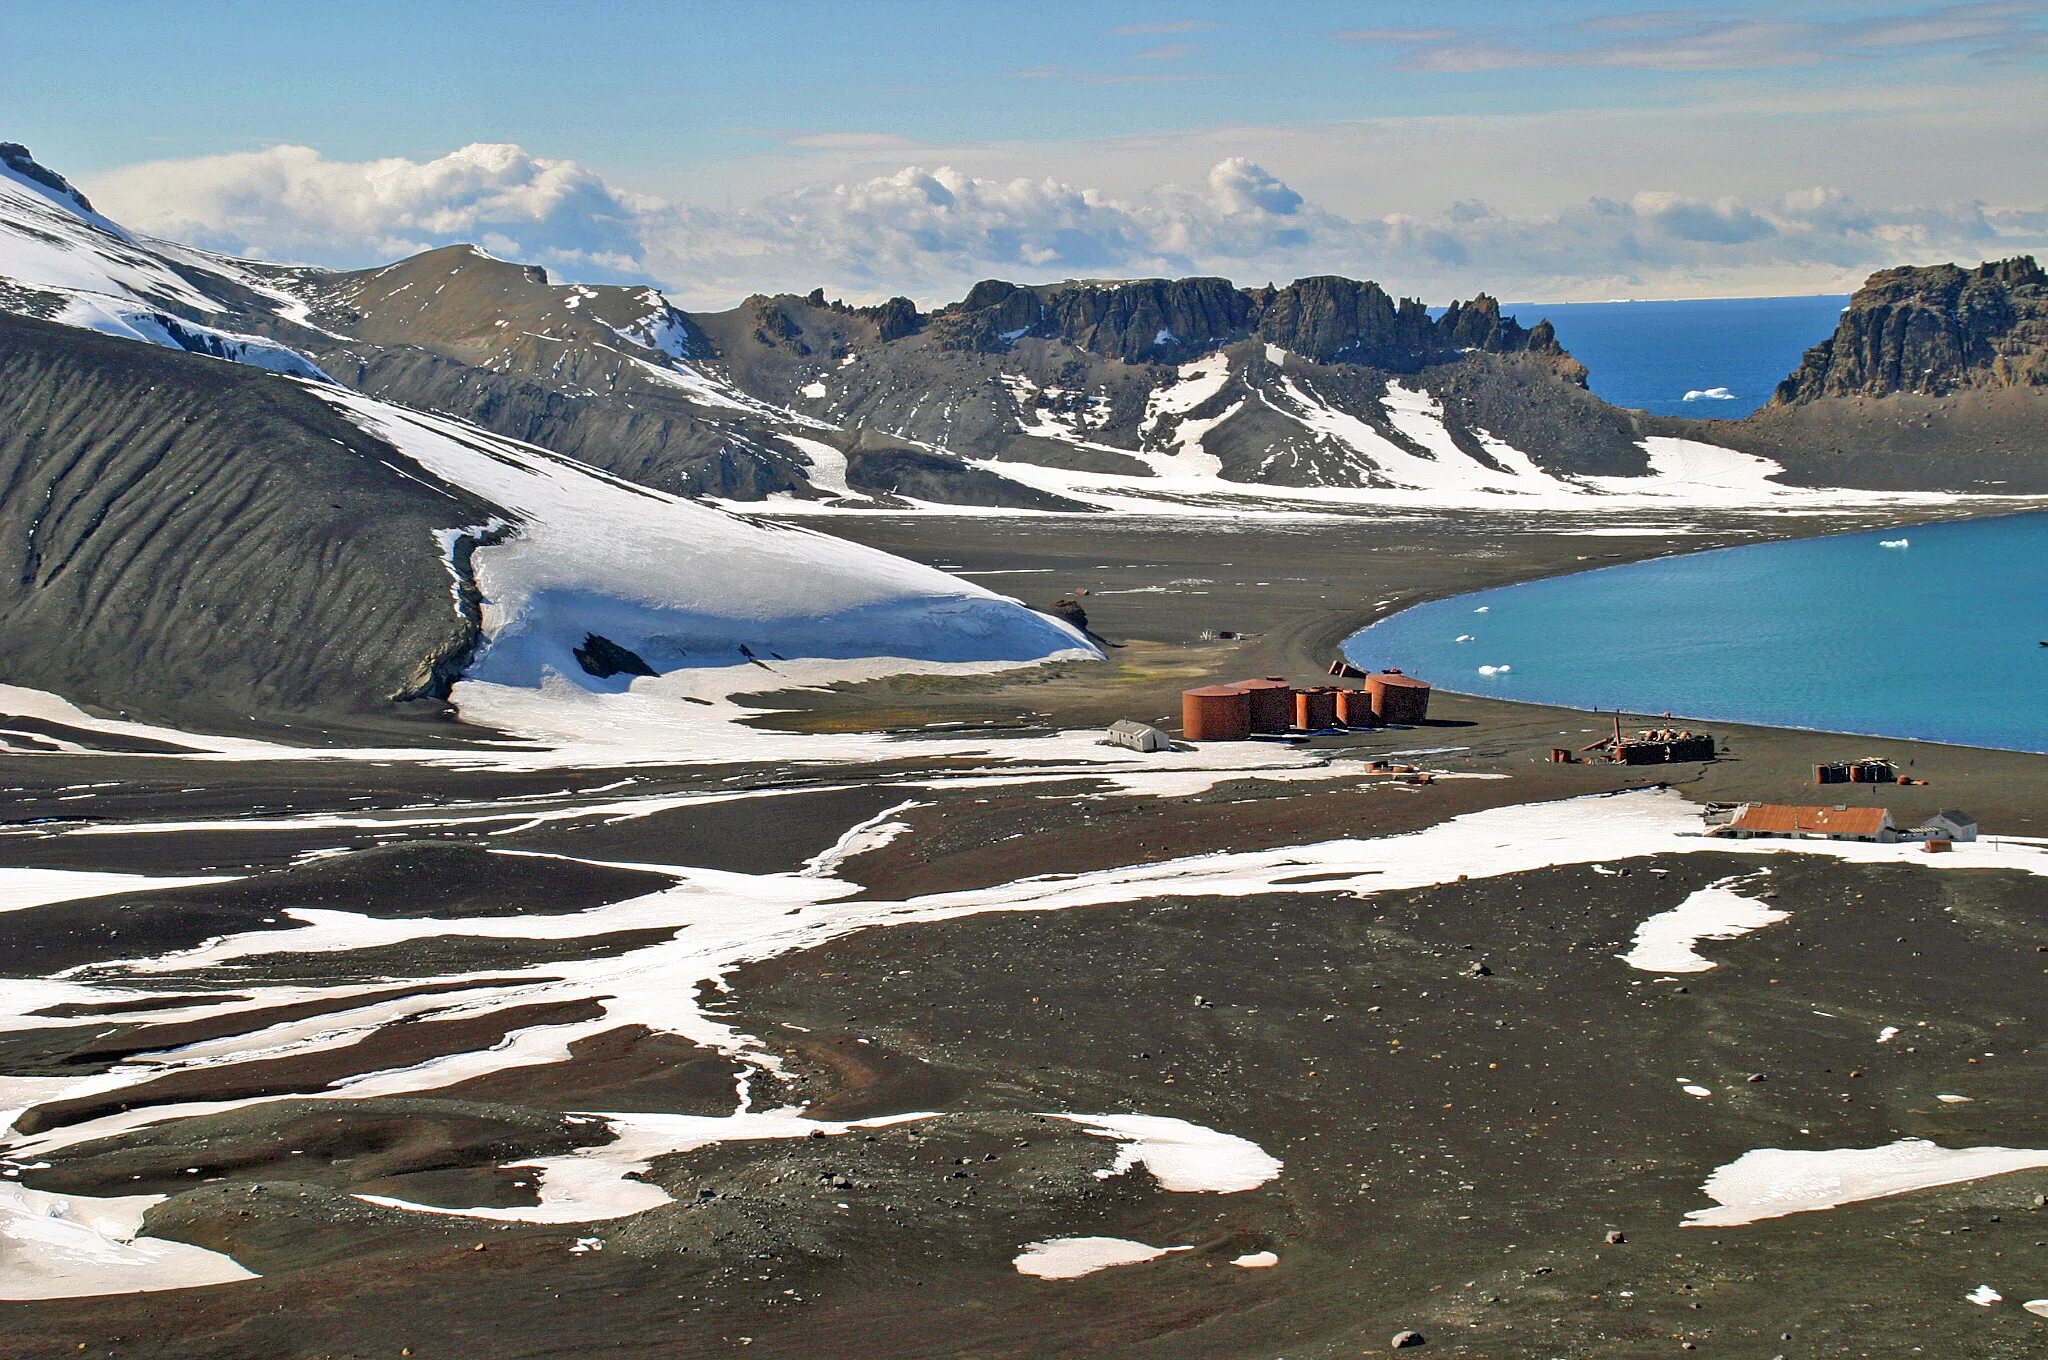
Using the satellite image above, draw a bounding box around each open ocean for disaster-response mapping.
[1342,512,2048,754]
[1501,294,1852,419]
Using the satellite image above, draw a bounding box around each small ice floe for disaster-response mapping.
[1231,1250,1279,1269]
[1937,1094,1973,1104]
[1013,1237,1191,1279]
[570,1237,604,1254]
[1620,875,1786,973]
[799,381,827,399]
[1051,1113,1281,1193]
[1684,1138,2048,1227]
[1476,664,1511,677]
[1591,863,1622,876]
[1877,1026,1900,1043]
[1682,387,1737,402]
[1880,538,1909,549]
[1967,1284,2002,1306]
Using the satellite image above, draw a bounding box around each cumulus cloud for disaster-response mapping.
[85,141,2048,309]
[94,142,658,280]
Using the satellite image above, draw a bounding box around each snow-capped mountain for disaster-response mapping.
[0,141,1834,512]
[5,141,2040,518]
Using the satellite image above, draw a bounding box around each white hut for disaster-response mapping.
[1911,810,1978,843]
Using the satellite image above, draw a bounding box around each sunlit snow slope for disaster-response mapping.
[318,386,1099,695]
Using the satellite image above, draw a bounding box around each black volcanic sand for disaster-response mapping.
[4,512,2048,1359]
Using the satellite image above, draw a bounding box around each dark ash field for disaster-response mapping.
[3,512,2044,1359]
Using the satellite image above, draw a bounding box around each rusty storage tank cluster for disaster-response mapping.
[1295,687,1340,730]
[1178,673,1437,742]
[1366,669,1432,725]
[1181,685,1252,742]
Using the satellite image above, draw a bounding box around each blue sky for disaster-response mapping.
[6,1,2044,305]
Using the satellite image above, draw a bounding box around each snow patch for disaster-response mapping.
[1052,1112,1281,1193]
[0,1183,256,1300]
[1014,1237,1190,1279]
[1619,875,1786,973]
[1685,1139,2048,1227]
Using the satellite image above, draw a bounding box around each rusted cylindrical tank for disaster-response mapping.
[1367,670,1432,725]
[1182,686,1252,742]
[1231,677,1295,734]
[1335,688,1374,728]
[1295,687,1339,731]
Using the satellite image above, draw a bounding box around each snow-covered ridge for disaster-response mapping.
[314,386,1097,707]
[55,295,331,381]
[0,156,217,315]
[0,150,337,382]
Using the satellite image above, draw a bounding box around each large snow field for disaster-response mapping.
[316,386,1096,690]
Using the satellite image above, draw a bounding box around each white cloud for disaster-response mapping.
[94,142,658,279]
[85,141,2048,310]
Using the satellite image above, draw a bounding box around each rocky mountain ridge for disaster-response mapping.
[2,143,2043,505]
[1774,256,2048,404]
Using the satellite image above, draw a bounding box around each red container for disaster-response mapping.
[1182,686,1252,741]
[1367,671,1432,724]
[1231,677,1295,734]
[1335,688,1374,727]
[1295,687,1339,730]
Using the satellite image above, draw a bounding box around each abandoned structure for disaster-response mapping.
[1578,716,1716,764]
[1181,685,1252,742]
[1715,804,1899,842]
[1295,687,1340,731]
[1177,668,1432,742]
[1366,670,1432,724]
[1232,677,1296,734]
[1911,810,1978,842]
[1815,757,1900,785]
[1105,719,1172,753]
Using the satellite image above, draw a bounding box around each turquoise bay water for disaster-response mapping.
[1502,295,1851,419]
[1342,513,2048,753]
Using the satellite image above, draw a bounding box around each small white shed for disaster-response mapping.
[1913,810,1978,842]
[1105,719,1171,753]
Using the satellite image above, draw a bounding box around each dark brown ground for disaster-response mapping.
[3,508,2045,1359]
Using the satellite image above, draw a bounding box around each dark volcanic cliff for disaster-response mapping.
[1671,256,2048,492]
[921,276,1575,372]
[1773,256,2048,403]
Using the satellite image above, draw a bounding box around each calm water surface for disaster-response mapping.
[1343,513,2048,753]
[1503,295,1851,418]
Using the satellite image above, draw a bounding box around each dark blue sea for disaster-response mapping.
[1342,512,2048,754]
[1502,295,1851,419]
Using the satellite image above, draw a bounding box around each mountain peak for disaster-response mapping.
[0,142,98,218]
